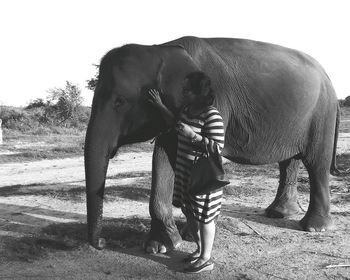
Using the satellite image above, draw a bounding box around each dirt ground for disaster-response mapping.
[0,131,349,279]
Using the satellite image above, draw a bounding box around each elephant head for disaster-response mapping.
[84,43,198,248]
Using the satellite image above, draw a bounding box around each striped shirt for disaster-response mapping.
[173,105,225,223]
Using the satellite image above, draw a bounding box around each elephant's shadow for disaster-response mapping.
[220,204,303,232]
[48,218,193,272]
[35,207,303,271]
[1,209,189,271]
[1,202,303,270]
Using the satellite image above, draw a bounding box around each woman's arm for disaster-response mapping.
[194,107,225,153]
[147,89,199,137]
[173,108,225,153]
[148,89,176,126]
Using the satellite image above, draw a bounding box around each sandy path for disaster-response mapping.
[0,151,156,222]
[1,132,349,188]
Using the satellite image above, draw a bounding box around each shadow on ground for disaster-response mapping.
[0,203,148,261]
[0,202,189,272]
[221,204,302,231]
[0,200,305,263]
[0,172,151,203]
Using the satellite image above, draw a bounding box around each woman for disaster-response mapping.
[148,71,225,273]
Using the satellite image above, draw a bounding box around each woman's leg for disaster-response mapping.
[184,190,222,272]
[192,220,215,266]
[184,219,216,273]
[200,220,215,260]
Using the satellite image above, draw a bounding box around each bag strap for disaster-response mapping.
[193,139,209,164]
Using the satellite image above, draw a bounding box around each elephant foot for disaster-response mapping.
[144,236,182,254]
[299,213,334,232]
[90,238,106,250]
[144,240,176,254]
[265,200,300,218]
[144,219,182,254]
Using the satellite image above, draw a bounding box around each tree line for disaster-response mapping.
[0,81,90,133]
[339,96,350,107]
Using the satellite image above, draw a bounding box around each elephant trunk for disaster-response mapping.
[84,116,118,249]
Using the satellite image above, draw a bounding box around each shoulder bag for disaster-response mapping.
[188,144,230,195]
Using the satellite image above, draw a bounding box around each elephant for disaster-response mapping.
[84,36,339,251]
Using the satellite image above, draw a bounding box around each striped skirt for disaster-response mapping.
[173,163,223,224]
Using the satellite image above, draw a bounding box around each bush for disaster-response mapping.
[0,106,33,131]
[31,126,53,135]
[0,81,92,134]
[47,81,83,123]
[86,64,99,91]
[26,98,46,109]
[0,105,91,134]
[343,96,350,107]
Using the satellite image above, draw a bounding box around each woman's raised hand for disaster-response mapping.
[148,89,163,107]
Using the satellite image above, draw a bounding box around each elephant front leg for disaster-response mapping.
[87,190,106,249]
[265,158,300,218]
[145,133,182,254]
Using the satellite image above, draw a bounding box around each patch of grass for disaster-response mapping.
[0,183,83,199]
[118,142,154,154]
[0,131,85,163]
[44,187,86,202]
[107,171,151,180]
[104,185,151,203]
[1,129,154,164]
[224,185,268,197]
[0,147,84,163]
[224,161,279,179]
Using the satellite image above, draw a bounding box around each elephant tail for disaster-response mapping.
[330,103,340,176]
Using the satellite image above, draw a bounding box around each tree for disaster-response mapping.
[47,81,83,123]
[343,96,350,107]
[86,64,99,91]
[26,98,46,109]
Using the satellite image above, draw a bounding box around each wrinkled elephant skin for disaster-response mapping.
[85,37,339,252]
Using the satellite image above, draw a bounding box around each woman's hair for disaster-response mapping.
[184,71,214,106]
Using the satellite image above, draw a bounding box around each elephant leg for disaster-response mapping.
[145,132,182,254]
[299,116,335,232]
[265,158,300,218]
[87,186,106,249]
[299,159,333,231]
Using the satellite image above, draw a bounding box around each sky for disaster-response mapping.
[0,0,349,107]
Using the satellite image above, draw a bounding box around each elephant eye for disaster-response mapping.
[114,97,125,108]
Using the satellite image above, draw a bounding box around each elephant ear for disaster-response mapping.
[156,45,199,112]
